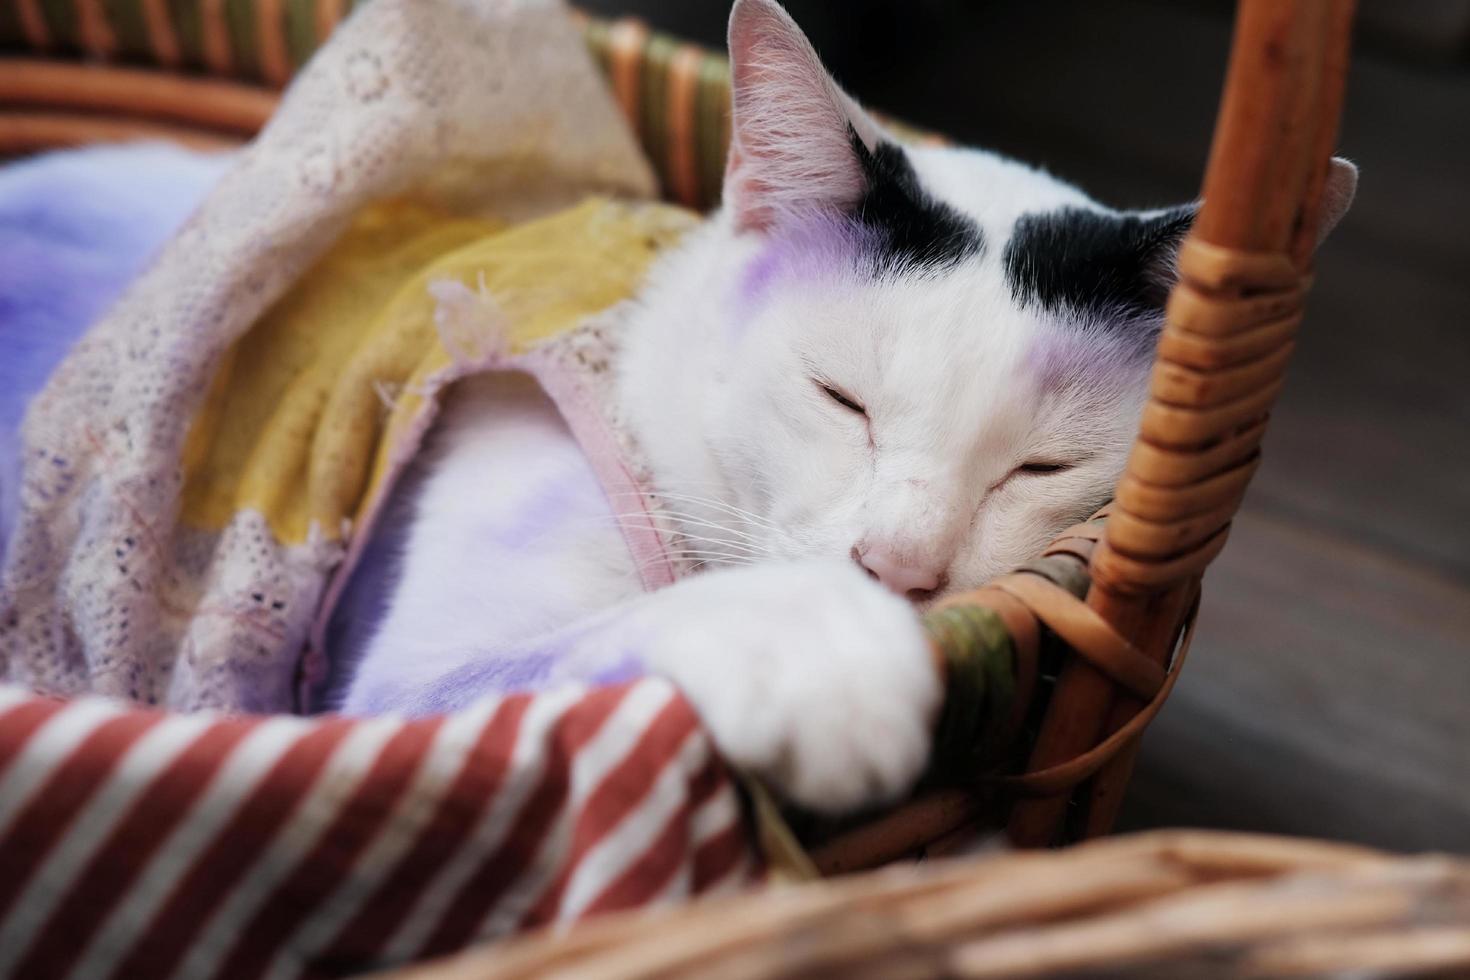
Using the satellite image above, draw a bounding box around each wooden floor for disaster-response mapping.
[584,0,1470,853]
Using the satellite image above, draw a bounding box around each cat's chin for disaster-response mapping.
[908,593,946,614]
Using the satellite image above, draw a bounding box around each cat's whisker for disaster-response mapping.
[635,551,753,573]
[601,493,776,538]
[597,509,766,545]
[659,551,756,563]
[605,517,783,561]
[657,541,764,558]
[675,537,767,558]
[560,508,755,539]
[664,520,764,552]
[669,527,765,547]
[605,488,784,535]
[593,515,769,556]
[650,491,786,534]
[602,490,776,528]
[660,513,766,542]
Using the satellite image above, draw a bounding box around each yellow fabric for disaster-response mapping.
[181,197,697,546]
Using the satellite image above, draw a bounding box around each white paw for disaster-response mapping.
[634,560,940,814]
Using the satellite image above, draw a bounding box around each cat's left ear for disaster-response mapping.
[1313,157,1358,245]
[1148,156,1358,294]
[724,0,889,232]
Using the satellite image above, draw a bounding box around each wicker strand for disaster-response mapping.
[385,831,1470,980]
[0,58,277,135]
[0,111,244,152]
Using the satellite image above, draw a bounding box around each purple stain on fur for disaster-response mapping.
[734,211,882,327]
[1026,325,1152,395]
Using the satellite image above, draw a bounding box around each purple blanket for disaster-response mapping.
[0,142,230,557]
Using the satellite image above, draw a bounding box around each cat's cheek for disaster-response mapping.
[974,479,1098,579]
[953,494,1031,586]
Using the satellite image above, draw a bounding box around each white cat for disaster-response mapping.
[337,0,1356,814]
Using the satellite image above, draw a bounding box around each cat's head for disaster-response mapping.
[628,0,1356,601]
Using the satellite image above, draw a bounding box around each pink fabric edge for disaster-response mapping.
[518,345,679,595]
[298,347,677,710]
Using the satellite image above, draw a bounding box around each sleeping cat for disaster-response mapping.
[336,0,1356,813]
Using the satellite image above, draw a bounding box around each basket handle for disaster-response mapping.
[1099,0,1355,599]
[1008,0,1357,845]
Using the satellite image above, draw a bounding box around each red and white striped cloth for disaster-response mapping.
[0,678,759,979]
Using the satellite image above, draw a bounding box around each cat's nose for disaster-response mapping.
[852,545,946,600]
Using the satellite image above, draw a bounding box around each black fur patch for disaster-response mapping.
[848,129,984,272]
[1003,205,1197,323]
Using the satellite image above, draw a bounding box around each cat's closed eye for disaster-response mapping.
[816,380,866,416]
[989,461,1078,494]
[1016,461,1072,475]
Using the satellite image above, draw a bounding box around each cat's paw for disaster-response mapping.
[635,560,940,814]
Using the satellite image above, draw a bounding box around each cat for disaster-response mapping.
[335,0,1358,815]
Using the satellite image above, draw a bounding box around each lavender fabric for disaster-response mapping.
[0,143,231,558]
[1,142,658,714]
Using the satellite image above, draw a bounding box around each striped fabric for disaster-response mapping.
[0,679,757,979]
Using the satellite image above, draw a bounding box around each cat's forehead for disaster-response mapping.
[907,145,1195,326]
[751,252,1148,444]
[738,141,1164,405]
[781,269,1048,406]
[904,145,1100,236]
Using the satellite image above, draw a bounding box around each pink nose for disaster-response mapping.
[853,546,944,599]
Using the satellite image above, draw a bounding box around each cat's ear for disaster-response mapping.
[724,0,888,232]
[1314,156,1357,246]
[1143,156,1356,301]
[1135,204,1200,309]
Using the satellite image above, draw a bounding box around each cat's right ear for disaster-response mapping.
[724,0,887,232]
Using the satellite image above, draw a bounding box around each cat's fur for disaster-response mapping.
[338,0,1357,813]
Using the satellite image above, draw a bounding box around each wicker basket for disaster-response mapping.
[386,830,1470,979]
[1,0,1351,868]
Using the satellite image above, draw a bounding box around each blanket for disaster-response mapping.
[0,143,231,559]
[0,0,662,711]
[0,677,755,978]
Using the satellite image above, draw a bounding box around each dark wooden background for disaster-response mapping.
[579,0,1470,853]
